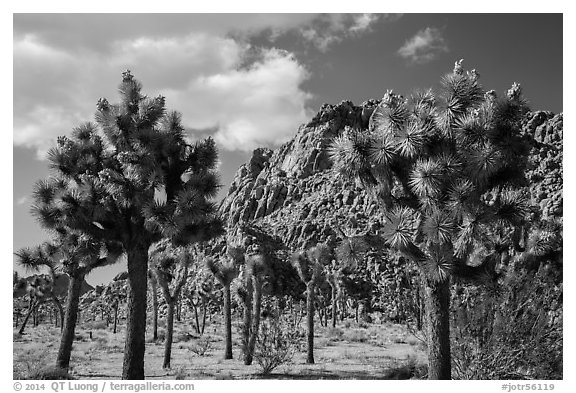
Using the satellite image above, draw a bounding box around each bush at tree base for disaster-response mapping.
[451,267,562,379]
[254,311,300,375]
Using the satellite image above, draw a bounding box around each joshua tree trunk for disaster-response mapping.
[331,285,337,328]
[223,285,233,359]
[241,280,253,365]
[151,280,159,341]
[306,282,315,364]
[57,274,84,369]
[201,298,207,335]
[162,300,175,369]
[18,301,38,335]
[424,278,451,380]
[416,280,423,331]
[245,277,262,366]
[52,296,64,332]
[191,300,200,334]
[122,242,149,380]
[113,303,119,334]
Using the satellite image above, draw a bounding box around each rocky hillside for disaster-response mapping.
[220,100,563,251]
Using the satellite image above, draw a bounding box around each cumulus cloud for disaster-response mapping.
[298,13,388,52]
[398,27,449,64]
[13,29,313,156]
[165,48,312,151]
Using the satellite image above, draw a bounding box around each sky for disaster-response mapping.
[11,12,563,286]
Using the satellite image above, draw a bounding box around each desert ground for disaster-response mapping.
[13,317,427,380]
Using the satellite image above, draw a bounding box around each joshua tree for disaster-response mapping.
[292,244,330,364]
[205,247,241,359]
[332,232,371,324]
[149,239,193,369]
[329,60,530,379]
[13,273,62,335]
[324,260,341,328]
[30,71,223,379]
[234,242,268,366]
[101,279,127,334]
[15,234,121,369]
[183,264,214,336]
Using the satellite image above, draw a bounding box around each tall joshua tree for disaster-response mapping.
[329,60,530,379]
[292,244,330,364]
[149,239,193,369]
[15,233,122,369]
[30,71,223,379]
[206,247,241,359]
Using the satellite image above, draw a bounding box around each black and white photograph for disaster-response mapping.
[10,6,565,385]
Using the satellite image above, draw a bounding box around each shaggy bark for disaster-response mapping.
[162,301,175,369]
[56,274,83,369]
[223,285,233,359]
[245,276,262,366]
[151,280,159,341]
[201,299,208,335]
[52,296,64,331]
[113,303,119,334]
[306,282,315,364]
[122,243,149,380]
[425,278,451,380]
[241,279,253,365]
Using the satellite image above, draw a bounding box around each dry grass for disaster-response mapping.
[14,318,426,380]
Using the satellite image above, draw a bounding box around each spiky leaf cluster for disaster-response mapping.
[206,250,240,287]
[31,72,223,250]
[15,232,122,277]
[149,239,194,301]
[330,60,531,283]
[291,243,331,284]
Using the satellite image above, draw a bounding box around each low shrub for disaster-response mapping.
[345,329,368,343]
[254,314,297,375]
[383,356,427,379]
[451,267,562,380]
[325,327,344,341]
[29,366,74,380]
[188,336,212,356]
[84,320,107,330]
[13,349,51,379]
[173,367,187,380]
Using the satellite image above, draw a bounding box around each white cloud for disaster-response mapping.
[298,13,386,52]
[398,27,449,64]
[167,48,312,151]
[349,14,381,33]
[13,32,313,156]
